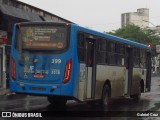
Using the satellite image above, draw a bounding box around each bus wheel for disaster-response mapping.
[130,93,141,101]
[87,100,98,106]
[100,84,111,107]
[130,85,141,101]
[47,96,67,106]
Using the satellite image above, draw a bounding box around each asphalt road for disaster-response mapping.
[0,76,160,120]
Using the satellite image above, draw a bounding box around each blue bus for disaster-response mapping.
[10,22,151,106]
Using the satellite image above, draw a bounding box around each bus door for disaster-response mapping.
[86,38,96,99]
[125,47,133,95]
[146,52,151,91]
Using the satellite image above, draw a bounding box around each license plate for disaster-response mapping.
[34,74,44,78]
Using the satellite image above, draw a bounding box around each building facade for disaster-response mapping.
[121,8,149,28]
[0,0,72,93]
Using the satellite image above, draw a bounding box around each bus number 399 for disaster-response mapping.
[51,59,61,64]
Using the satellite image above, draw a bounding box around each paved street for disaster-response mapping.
[0,76,160,120]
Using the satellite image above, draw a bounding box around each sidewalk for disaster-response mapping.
[151,72,160,77]
[0,88,10,95]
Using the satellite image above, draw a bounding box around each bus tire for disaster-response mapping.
[130,93,141,101]
[47,96,67,106]
[100,84,111,107]
[130,84,141,101]
[86,100,97,106]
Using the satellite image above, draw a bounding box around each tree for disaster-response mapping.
[107,24,160,56]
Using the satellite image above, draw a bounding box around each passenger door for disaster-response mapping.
[125,47,133,95]
[86,38,96,99]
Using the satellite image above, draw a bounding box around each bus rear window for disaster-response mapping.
[17,25,68,51]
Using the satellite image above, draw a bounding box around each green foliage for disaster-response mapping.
[108,24,144,43]
[107,24,160,56]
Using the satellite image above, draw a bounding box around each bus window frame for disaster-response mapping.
[133,47,140,68]
[77,30,149,69]
[77,31,85,63]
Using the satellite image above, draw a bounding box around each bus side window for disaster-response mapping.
[110,42,116,53]
[108,41,116,65]
[77,32,85,62]
[87,41,94,67]
[97,39,108,64]
[133,48,140,67]
[116,44,125,66]
[140,49,146,68]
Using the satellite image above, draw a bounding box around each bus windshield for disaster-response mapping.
[16,25,68,51]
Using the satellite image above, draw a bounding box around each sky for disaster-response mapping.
[18,0,160,32]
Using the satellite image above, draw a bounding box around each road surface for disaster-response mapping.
[0,76,160,120]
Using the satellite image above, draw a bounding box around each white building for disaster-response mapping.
[121,8,149,28]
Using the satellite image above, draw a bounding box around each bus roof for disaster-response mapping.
[72,24,151,51]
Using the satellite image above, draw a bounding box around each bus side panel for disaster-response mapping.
[95,65,125,99]
[112,66,125,97]
[71,27,83,100]
[59,53,74,96]
[130,68,141,95]
[95,65,107,99]
[77,63,86,101]
[61,26,80,98]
